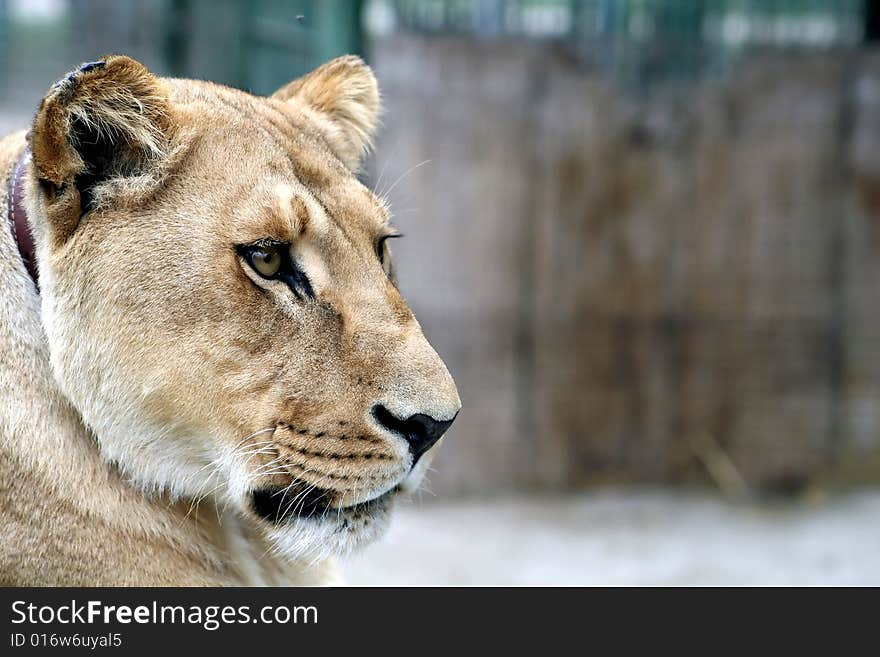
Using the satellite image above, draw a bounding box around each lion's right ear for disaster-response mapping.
[29,56,173,241]
[271,56,380,172]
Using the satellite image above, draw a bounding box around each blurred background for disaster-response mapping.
[3,0,880,584]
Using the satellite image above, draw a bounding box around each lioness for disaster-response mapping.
[0,55,459,585]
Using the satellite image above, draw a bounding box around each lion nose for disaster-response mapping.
[372,404,457,464]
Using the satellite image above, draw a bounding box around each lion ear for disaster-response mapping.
[29,55,173,240]
[272,56,380,171]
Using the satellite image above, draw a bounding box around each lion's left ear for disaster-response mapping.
[29,55,174,243]
[272,56,380,171]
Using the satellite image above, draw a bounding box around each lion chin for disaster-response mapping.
[261,488,397,564]
[0,53,460,586]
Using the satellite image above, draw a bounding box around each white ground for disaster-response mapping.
[341,489,880,586]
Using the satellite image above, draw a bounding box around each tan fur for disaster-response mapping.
[0,56,459,585]
[271,55,380,171]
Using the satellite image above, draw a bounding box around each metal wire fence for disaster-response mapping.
[0,0,868,119]
[365,0,868,87]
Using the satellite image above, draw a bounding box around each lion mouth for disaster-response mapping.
[250,483,397,523]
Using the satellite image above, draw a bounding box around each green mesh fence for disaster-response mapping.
[367,0,867,86]
[0,0,364,120]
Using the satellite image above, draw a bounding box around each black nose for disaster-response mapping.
[372,404,456,464]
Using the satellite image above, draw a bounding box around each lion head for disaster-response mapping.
[24,55,460,559]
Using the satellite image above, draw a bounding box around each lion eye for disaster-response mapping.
[236,242,315,301]
[376,233,402,268]
[248,247,282,279]
[376,240,386,265]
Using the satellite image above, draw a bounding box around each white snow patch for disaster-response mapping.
[342,488,880,585]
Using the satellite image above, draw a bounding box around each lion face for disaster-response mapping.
[26,56,460,558]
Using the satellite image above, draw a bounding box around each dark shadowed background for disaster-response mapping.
[2,0,879,584]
